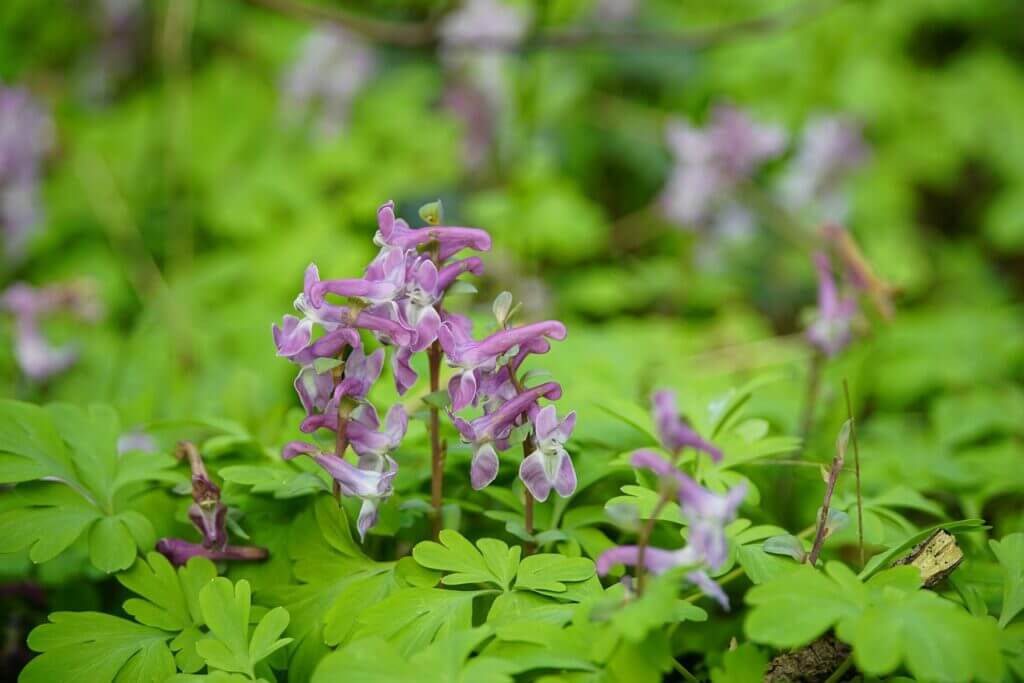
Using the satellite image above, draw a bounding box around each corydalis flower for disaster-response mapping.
[660,104,784,233]
[281,24,375,137]
[651,389,722,461]
[439,0,531,50]
[441,319,566,410]
[374,200,491,261]
[519,405,577,502]
[283,440,399,540]
[596,545,730,609]
[0,280,101,381]
[806,251,857,357]
[0,86,53,260]
[780,115,867,222]
[157,442,268,566]
[452,382,562,490]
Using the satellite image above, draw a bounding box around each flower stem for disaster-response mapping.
[798,348,825,453]
[522,434,535,555]
[332,362,349,502]
[428,340,444,539]
[807,441,845,566]
[672,658,701,683]
[843,379,865,567]
[823,655,853,683]
[636,490,671,596]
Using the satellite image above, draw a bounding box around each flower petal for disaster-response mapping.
[470,443,499,490]
[519,450,553,502]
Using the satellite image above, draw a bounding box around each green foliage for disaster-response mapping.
[0,401,182,572]
[990,533,1024,628]
[746,563,1005,681]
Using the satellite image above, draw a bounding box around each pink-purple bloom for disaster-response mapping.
[806,251,857,357]
[780,115,867,222]
[518,406,577,502]
[0,85,53,261]
[0,280,101,381]
[660,104,785,234]
[157,443,268,566]
[651,390,723,461]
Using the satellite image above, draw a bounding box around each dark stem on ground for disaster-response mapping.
[635,491,671,596]
[428,340,444,539]
[842,379,865,567]
[799,349,826,453]
[807,441,845,566]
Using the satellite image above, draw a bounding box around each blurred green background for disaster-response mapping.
[2,0,1023,537]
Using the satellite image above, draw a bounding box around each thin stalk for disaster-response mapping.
[823,655,853,683]
[428,340,444,539]
[843,380,865,567]
[332,362,349,502]
[522,435,536,555]
[635,491,671,596]
[798,349,825,452]
[807,443,845,566]
[672,659,701,683]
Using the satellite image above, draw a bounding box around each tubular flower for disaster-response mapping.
[519,406,577,502]
[806,251,857,357]
[595,545,729,609]
[651,390,723,461]
[451,382,562,490]
[157,443,268,566]
[374,200,491,261]
[283,441,398,540]
[779,115,867,222]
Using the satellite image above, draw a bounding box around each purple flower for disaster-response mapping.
[780,115,867,222]
[660,104,785,230]
[595,545,729,609]
[347,404,408,463]
[451,382,562,490]
[391,345,418,396]
[281,24,375,137]
[518,405,577,502]
[157,442,268,566]
[0,86,53,261]
[334,347,384,402]
[439,0,531,50]
[441,319,566,410]
[374,201,491,261]
[0,281,101,381]
[806,251,857,357]
[283,441,398,539]
[156,539,269,567]
[651,390,722,461]
[117,431,158,455]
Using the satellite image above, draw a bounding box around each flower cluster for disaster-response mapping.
[0,85,53,261]
[280,24,376,137]
[273,201,489,538]
[806,250,858,357]
[273,200,577,537]
[597,390,746,608]
[157,443,268,566]
[0,280,101,381]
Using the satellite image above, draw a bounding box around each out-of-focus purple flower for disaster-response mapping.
[593,0,640,23]
[157,442,268,566]
[451,381,562,490]
[84,0,144,99]
[281,24,375,137]
[283,441,398,539]
[442,84,496,170]
[0,281,101,381]
[439,0,531,50]
[595,544,729,609]
[660,104,785,231]
[375,200,492,261]
[651,390,722,461]
[780,115,867,222]
[519,405,577,502]
[117,430,158,455]
[806,251,857,357]
[0,86,53,260]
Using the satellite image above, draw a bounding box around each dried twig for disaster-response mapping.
[806,421,848,565]
[243,0,839,52]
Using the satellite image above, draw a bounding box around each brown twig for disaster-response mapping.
[243,0,838,52]
[806,425,846,566]
[842,380,864,567]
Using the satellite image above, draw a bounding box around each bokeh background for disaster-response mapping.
[2,0,1024,660]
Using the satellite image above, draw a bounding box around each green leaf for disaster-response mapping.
[990,533,1024,628]
[351,587,481,656]
[710,643,769,683]
[0,401,181,571]
[413,530,519,589]
[23,612,175,683]
[514,554,595,593]
[196,577,293,678]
